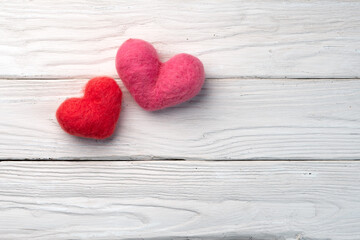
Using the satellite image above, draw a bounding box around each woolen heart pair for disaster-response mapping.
[56,39,205,139]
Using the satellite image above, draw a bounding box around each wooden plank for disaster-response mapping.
[0,78,359,160]
[0,161,359,240]
[0,0,360,79]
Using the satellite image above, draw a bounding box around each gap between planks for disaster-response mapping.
[1,77,360,80]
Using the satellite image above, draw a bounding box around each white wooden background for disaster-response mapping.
[0,0,360,239]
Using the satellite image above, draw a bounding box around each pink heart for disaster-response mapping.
[115,39,205,111]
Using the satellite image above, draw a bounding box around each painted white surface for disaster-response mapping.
[0,161,359,240]
[1,1,360,239]
[1,78,359,160]
[0,0,360,78]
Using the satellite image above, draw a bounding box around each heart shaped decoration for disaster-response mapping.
[56,76,122,139]
[115,39,205,111]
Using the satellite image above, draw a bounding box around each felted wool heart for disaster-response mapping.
[56,76,122,139]
[115,39,205,111]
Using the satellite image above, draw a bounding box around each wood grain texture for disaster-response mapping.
[0,161,359,240]
[0,78,359,160]
[1,0,360,78]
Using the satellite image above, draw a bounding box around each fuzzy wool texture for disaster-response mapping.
[115,39,205,111]
[56,76,122,140]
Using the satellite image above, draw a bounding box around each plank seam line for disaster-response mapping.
[0,77,360,80]
[1,159,360,162]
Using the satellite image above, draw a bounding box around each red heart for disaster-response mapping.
[115,39,205,111]
[56,76,122,139]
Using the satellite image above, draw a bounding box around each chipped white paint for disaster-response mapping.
[0,161,359,240]
[0,78,359,160]
[0,0,360,78]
